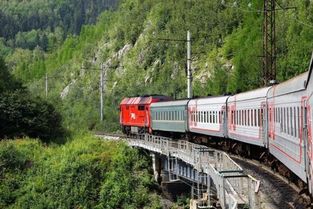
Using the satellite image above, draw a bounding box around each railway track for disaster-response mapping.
[95,132,311,209]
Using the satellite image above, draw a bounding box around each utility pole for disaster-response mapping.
[100,64,104,121]
[263,0,276,86]
[45,73,48,98]
[187,31,193,99]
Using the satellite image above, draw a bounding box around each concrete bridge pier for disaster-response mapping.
[150,153,162,183]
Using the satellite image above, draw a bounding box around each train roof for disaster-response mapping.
[228,86,272,102]
[120,95,170,105]
[189,96,229,105]
[268,71,308,97]
[150,99,190,107]
[306,52,313,89]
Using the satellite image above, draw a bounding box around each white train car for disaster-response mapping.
[267,72,309,182]
[227,87,271,147]
[188,96,229,138]
[306,53,313,193]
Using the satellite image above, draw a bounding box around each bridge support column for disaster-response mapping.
[151,153,162,183]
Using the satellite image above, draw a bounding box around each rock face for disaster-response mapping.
[60,80,76,99]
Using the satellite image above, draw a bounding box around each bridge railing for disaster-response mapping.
[125,134,260,209]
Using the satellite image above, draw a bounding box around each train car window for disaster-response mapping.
[138,105,145,111]
[274,108,276,122]
[198,111,200,122]
[241,110,243,125]
[260,109,264,127]
[294,107,297,138]
[237,110,239,125]
[229,110,231,125]
[247,110,249,126]
[256,109,259,126]
[286,107,290,134]
[298,107,300,138]
[208,111,211,123]
[280,108,282,131]
[249,110,252,126]
[277,107,281,123]
[215,111,217,124]
[283,108,286,133]
[203,111,206,123]
[277,107,280,123]
[236,110,238,125]
[253,109,256,126]
[250,109,253,126]
[214,111,216,123]
[242,110,246,126]
[201,111,203,123]
[219,111,221,124]
[251,109,254,126]
[290,107,294,136]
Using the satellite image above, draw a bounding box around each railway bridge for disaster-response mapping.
[99,134,260,209]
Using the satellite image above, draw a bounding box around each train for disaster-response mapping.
[119,54,313,195]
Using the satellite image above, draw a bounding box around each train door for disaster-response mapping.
[260,102,268,147]
[304,96,313,193]
[222,105,227,137]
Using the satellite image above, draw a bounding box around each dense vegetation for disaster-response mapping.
[0,135,162,209]
[0,0,118,54]
[2,0,313,132]
[0,57,64,141]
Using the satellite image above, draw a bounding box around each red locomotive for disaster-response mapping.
[120,95,171,134]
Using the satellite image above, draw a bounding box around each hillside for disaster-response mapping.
[0,0,118,55]
[5,0,313,132]
[0,135,162,208]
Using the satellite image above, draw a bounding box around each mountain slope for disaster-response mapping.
[9,0,313,131]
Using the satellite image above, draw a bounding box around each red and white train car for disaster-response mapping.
[227,87,271,147]
[188,96,229,138]
[305,55,313,193]
[267,72,309,182]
